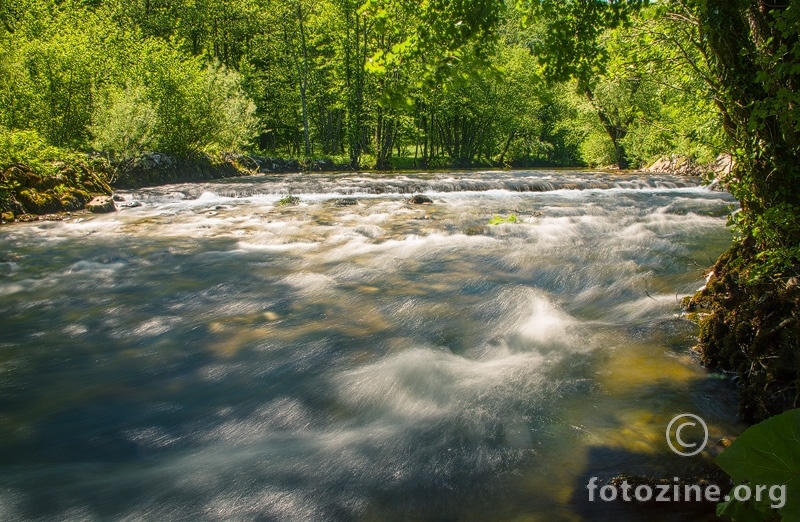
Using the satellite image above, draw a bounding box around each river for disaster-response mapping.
[0,170,745,520]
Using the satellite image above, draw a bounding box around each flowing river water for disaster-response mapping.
[0,170,746,520]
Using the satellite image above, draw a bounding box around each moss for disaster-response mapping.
[59,189,90,211]
[16,188,60,214]
[684,244,800,423]
[1,157,112,217]
[488,214,520,225]
[276,195,300,206]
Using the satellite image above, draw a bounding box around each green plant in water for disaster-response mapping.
[276,195,300,206]
[715,408,800,521]
[488,214,520,225]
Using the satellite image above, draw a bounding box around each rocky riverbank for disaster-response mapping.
[683,246,800,423]
[645,154,734,181]
[0,152,351,222]
[0,159,114,223]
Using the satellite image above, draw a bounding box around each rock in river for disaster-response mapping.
[86,196,116,213]
[408,194,433,205]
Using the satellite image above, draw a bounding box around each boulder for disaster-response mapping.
[276,195,300,206]
[646,155,706,176]
[16,189,60,214]
[58,189,90,211]
[311,159,334,171]
[646,153,735,179]
[86,196,116,213]
[408,194,433,204]
[1,211,14,223]
[714,153,734,176]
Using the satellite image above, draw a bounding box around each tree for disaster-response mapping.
[518,0,648,168]
[674,0,800,422]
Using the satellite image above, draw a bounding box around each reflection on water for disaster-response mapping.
[0,171,743,520]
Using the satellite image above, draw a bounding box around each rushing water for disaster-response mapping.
[0,170,745,521]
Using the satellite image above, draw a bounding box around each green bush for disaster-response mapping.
[0,127,64,173]
[139,42,256,156]
[91,84,157,160]
[579,132,616,167]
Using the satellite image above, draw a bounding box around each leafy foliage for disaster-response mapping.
[716,408,800,521]
[0,127,65,174]
[91,84,157,160]
[0,0,720,172]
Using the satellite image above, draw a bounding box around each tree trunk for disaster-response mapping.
[498,131,515,166]
[297,3,311,158]
[584,88,630,169]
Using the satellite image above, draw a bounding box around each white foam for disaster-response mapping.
[516,295,578,348]
[131,316,182,338]
[333,346,546,422]
[236,241,319,253]
[280,272,339,296]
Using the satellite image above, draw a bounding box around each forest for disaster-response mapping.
[0,0,724,172]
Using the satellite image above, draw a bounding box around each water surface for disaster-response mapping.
[0,170,744,520]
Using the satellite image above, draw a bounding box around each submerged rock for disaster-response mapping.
[86,196,116,213]
[606,470,729,504]
[408,194,433,204]
[333,198,358,206]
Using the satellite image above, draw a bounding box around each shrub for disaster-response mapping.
[91,84,157,161]
[0,127,64,174]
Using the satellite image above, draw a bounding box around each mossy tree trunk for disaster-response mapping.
[686,0,800,422]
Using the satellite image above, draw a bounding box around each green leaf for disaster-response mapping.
[717,499,771,522]
[716,409,800,521]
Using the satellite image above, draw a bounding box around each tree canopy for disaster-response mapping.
[0,0,726,171]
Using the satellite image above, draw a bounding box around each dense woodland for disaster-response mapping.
[1,0,799,426]
[0,0,724,171]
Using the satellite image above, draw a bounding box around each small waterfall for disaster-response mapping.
[118,170,704,203]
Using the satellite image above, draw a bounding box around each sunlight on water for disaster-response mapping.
[0,171,745,521]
